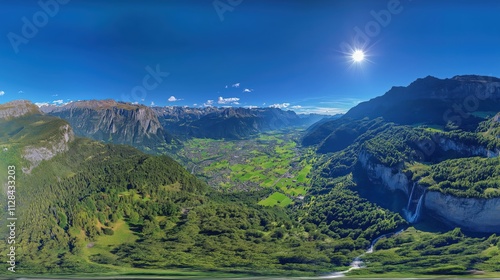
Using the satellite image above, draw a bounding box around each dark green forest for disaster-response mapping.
[2,107,500,277]
[0,115,407,276]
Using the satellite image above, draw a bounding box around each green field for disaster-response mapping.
[81,219,138,264]
[258,192,293,207]
[178,130,314,206]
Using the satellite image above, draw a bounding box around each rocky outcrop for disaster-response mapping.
[0,100,40,119]
[358,149,500,233]
[438,137,500,158]
[425,191,500,232]
[22,124,74,173]
[44,100,172,147]
[358,150,410,196]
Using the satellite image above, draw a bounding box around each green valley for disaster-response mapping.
[0,111,405,277]
[175,130,315,205]
[3,74,500,278]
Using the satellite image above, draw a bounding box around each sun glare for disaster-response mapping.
[352,50,365,62]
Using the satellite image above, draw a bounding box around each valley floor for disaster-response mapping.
[175,129,315,206]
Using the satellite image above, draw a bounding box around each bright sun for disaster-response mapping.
[352,50,365,62]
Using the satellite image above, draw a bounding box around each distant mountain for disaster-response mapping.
[41,99,174,151]
[153,106,325,140]
[0,100,41,120]
[344,75,500,129]
[304,75,500,150]
[0,100,74,173]
[40,101,326,145]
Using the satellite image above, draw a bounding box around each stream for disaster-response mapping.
[319,228,406,278]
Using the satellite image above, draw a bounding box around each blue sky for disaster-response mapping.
[1,0,500,114]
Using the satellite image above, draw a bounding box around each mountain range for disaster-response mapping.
[304,75,500,153]
[2,75,500,277]
[40,100,327,152]
[344,75,500,130]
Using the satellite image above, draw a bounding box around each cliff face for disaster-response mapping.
[22,124,75,173]
[45,100,172,147]
[358,150,410,196]
[438,137,500,158]
[425,191,500,232]
[0,100,75,173]
[358,149,500,233]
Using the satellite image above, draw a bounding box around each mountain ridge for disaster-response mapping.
[40,100,327,142]
[0,100,41,119]
[343,75,500,128]
[304,75,500,150]
[40,100,173,151]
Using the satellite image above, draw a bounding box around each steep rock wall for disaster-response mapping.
[48,105,170,145]
[358,150,410,195]
[438,137,500,158]
[358,149,500,233]
[22,124,74,173]
[425,191,500,232]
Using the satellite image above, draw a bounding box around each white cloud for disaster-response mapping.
[18,90,23,94]
[291,106,347,115]
[244,105,258,109]
[269,103,290,109]
[132,102,139,105]
[193,103,198,107]
[168,96,182,102]
[225,85,228,89]
[291,105,302,109]
[0,91,4,96]
[243,88,253,93]
[35,100,73,107]
[231,83,240,88]
[203,100,214,107]
[150,101,155,106]
[52,94,58,97]
[218,96,240,105]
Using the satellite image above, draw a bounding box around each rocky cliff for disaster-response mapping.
[440,137,500,157]
[43,100,172,147]
[425,191,500,232]
[358,149,500,233]
[0,100,40,119]
[0,100,75,173]
[22,124,75,173]
[358,149,410,196]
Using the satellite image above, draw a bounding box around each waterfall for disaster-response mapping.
[404,193,425,223]
[406,182,415,209]
[321,228,406,278]
[404,183,425,224]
